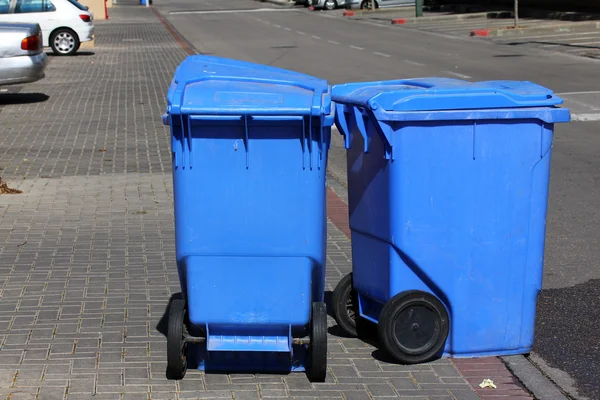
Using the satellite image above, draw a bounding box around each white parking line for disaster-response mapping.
[501,31,600,41]
[170,8,298,14]
[273,24,281,28]
[571,113,600,122]
[557,91,600,95]
[404,59,425,66]
[284,27,292,31]
[328,40,340,45]
[312,35,321,39]
[374,51,391,58]
[443,70,472,79]
[297,31,307,35]
[349,45,364,50]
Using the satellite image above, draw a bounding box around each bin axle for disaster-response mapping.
[183,334,310,345]
[183,334,206,344]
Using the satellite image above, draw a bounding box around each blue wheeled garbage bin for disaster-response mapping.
[330,78,570,364]
[162,55,334,381]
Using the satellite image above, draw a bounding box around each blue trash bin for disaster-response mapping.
[163,55,334,381]
[330,78,570,363]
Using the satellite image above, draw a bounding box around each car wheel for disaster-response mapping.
[360,0,377,9]
[324,0,337,10]
[50,29,80,56]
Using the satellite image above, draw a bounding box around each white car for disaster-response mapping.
[0,0,94,56]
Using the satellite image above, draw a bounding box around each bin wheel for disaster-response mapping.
[378,291,449,364]
[307,302,328,382]
[332,273,358,337]
[166,298,188,380]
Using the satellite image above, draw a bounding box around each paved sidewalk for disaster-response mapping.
[0,5,535,400]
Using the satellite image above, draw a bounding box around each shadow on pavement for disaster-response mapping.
[47,51,95,57]
[507,41,600,49]
[0,93,49,105]
[155,292,183,338]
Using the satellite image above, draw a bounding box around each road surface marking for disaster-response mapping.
[501,31,600,41]
[443,70,472,79]
[170,8,298,15]
[374,51,391,58]
[328,40,340,45]
[557,91,600,96]
[285,27,292,31]
[350,45,364,50]
[404,59,425,66]
[571,113,600,122]
[312,35,321,39]
[273,24,281,28]
[297,31,307,35]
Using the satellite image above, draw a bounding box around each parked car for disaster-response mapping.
[0,22,47,85]
[0,0,94,56]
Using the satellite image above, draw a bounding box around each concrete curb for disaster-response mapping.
[501,355,571,400]
[391,11,490,24]
[348,6,414,17]
[352,10,491,24]
[470,20,600,38]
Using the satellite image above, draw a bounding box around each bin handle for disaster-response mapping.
[349,107,394,160]
[334,103,352,150]
[186,114,323,170]
[173,75,323,117]
[351,106,370,154]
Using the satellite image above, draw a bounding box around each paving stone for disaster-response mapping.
[0,5,484,400]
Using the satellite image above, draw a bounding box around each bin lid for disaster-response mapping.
[331,78,565,112]
[167,55,331,117]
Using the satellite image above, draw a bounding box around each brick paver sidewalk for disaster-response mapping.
[0,5,532,400]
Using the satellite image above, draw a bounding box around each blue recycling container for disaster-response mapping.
[162,55,333,381]
[330,78,570,363]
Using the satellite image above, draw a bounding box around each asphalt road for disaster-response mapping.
[155,1,600,398]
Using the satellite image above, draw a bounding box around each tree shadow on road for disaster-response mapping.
[507,41,600,49]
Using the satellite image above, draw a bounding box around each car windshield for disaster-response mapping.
[66,0,87,11]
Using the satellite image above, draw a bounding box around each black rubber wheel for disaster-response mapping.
[360,0,377,9]
[50,28,80,56]
[332,273,358,337]
[166,298,188,379]
[307,302,328,382]
[378,291,449,364]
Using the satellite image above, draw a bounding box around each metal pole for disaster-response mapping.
[416,0,423,17]
[370,0,374,10]
[514,0,518,27]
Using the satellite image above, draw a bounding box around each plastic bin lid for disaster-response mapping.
[331,78,565,112]
[167,55,331,117]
